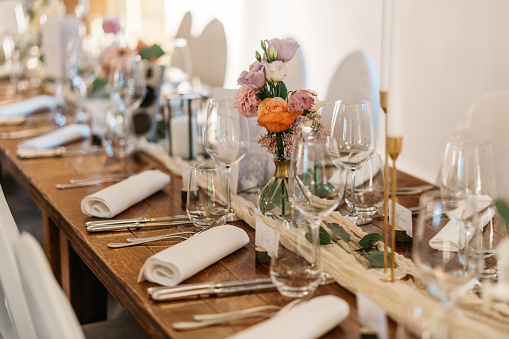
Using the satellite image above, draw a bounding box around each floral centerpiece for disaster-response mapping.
[233,38,327,219]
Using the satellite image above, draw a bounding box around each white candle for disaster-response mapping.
[170,115,198,159]
[387,0,403,137]
[380,0,393,92]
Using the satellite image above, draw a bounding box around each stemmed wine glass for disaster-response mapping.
[330,99,376,225]
[272,135,342,297]
[104,50,146,158]
[441,139,497,290]
[203,98,250,221]
[408,191,483,338]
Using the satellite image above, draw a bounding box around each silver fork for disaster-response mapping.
[107,217,226,248]
[172,295,311,330]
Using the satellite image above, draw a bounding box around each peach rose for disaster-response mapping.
[257,97,301,133]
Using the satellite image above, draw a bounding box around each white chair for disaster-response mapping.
[0,185,37,339]
[322,50,380,136]
[449,90,509,202]
[174,13,227,88]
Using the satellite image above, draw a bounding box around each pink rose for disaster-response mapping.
[102,18,121,35]
[237,61,266,89]
[288,90,316,112]
[266,38,299,62]
[234,86,261,117]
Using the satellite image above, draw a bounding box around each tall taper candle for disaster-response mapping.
[387,0,403,137]
[380,0,394,92]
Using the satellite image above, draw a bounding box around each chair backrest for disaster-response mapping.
[0,185,37,339]
[174,13,227,88]
[322,50,380,134]
[283,38,306,90]
[449,90,509,202]
[14,232,85,339]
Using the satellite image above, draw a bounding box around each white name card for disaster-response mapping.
[255,219,279,258]
[357,291,388,339]
[389,199,413,237]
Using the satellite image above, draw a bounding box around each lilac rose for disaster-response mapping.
[266,38,299,62]
[237,61,267,89]
[288,90,316,112]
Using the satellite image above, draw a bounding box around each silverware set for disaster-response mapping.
[86,215,192,232]
[0,125,55,139]
[17,145,104,159]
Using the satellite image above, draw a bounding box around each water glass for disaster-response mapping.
[270,218,322,298]
[186,164,228,230]
[345,152,384,225]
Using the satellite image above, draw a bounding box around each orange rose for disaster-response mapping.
[257,97,302,133]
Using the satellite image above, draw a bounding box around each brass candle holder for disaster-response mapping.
[380,90,402,282]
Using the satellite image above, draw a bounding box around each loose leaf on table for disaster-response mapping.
[328,223,350,243]
[356,233,383,252]
[365,251,396,268]
[306,226,332,245]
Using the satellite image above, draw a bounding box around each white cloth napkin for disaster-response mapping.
[430,195,494,251]
[138,225,249,286]
[18,124,91,150]
[81,170,170,218]
[0,95,56,118]
[228,295,350,339]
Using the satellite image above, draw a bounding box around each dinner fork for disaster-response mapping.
[106,216,226,248]
[172,294,312,330]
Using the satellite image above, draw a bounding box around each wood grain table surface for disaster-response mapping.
[0,90,431,338]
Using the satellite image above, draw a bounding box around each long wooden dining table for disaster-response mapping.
[0,88,429,338]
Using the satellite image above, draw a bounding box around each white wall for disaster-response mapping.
[162,0,509,184]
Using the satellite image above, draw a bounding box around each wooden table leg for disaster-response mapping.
[58,228,108,324]
[42,212,61,284]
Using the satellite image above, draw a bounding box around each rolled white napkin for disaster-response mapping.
[430,195,495,251]
[228,295,350,339]
[138,225,249,286]
[18,124,91,150]
[0,95,56,118]
[81,170,170,218]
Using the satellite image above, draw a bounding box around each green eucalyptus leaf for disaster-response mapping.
[366,251,395,268]
[359,233,382,249]
[139,44,165,60]
[495,199,509,226]
[305,226,332,245]
[328,223,350,243]
[91,77,107,93]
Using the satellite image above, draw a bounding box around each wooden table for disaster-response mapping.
[0,95,430,338]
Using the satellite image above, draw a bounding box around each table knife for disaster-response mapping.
[17,146,104,159]
[86,219,194,232]
[85,215,190,227]
[149,278,275,301]
[394,184,435,196]
[0,126,55,139]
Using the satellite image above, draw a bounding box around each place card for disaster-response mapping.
[389,199,413,237]
[255,219,279,258]
[356,292,388,339]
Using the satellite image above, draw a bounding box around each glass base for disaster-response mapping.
[368,267,407,282]
[225,211,241,222]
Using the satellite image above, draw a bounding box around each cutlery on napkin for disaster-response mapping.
[226,295,349,339]
[17,124,91,150]
[138,225,249,286]
[81,170,170,218]
[0,95,56,118]
[429,195,495,251]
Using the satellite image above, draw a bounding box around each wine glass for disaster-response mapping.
[203,97,250,221]
[103,50,146,157]
[441,139,497,288]
[272,135,342,298]
[411,191,483,338]
[330,99,376,224]
[65,36,99,124]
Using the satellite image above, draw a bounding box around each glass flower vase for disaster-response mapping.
[258,157,293,221]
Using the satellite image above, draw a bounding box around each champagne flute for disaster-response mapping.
[330,99,376,225]
[203,98,250,221]
[104,50,147,158]
[441,139,497,290]
[272,135,342,297]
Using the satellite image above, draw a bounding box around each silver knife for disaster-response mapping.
[149,278,275,301]
[0,126,56,139]
[394,184,435,196]
[86,220,194,232]
[17,146,104,159]
[86,215,190,227]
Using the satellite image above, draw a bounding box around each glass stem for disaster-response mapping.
[224,165,232,213]
[349,169,358,217]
